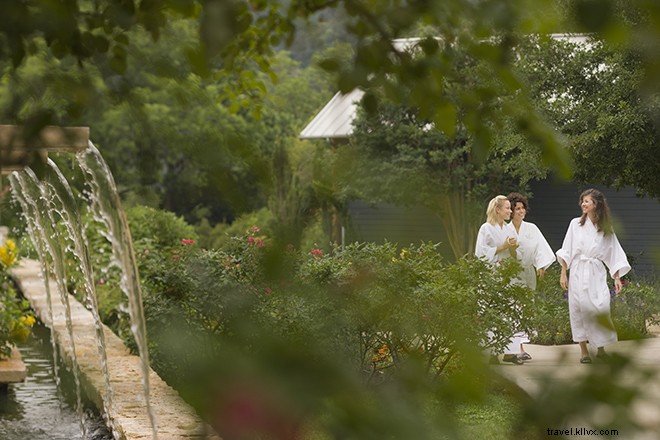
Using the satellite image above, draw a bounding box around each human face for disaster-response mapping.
[496,200,511,223]
[581,195,596,217]
[512,202,526,223]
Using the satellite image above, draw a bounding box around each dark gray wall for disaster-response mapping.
[345,182,660,276]
[528,180,660,277]
[345,200,454,259]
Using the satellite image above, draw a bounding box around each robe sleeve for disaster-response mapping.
[602,232,631,278]
[531,223,555,270]
[556,219,577,269]
[475,223,497,263]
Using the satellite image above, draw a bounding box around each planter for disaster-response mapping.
[0,346,26,387]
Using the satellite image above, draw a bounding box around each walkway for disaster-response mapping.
[492,337,660,439]
[11,259,221,440]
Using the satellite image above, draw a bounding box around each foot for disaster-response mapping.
[519,352,532,361]
[580,356,592,364]
[596,350,610,360]
[502,354,524,365]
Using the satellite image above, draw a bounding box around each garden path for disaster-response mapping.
[493,336,660,439]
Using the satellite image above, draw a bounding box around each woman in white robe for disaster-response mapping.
[505,192,556,360]
[475,195,522,364]
[556,189,630,363]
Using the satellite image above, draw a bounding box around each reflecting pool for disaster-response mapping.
[0,322,112,440]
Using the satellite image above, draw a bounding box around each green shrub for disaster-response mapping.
[612,279,660,340]
[530,266,660,345]
[0,239,35,358]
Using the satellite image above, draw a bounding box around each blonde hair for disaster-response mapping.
[486,195,509,225]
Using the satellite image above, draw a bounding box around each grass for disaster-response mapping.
[453,391,538,440]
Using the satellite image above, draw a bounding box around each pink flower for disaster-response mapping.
[310,249,323,257]
[173,255,180,260]
[251,226,260,233]
[248,236,255,245]
[264,288,272,295]
[181,239,195,245]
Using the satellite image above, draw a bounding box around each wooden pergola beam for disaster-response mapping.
[0,125,90,173]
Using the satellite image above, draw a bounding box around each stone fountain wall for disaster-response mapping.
[11,259,221,440]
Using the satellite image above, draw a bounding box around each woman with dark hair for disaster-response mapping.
[506,192,555,360]
[556,189,630,363]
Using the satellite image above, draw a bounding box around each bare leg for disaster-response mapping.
[579,341,590,357]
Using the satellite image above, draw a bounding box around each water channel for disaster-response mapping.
[0,321,112,440]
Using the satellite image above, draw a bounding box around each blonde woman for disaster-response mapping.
[475,195,522,365]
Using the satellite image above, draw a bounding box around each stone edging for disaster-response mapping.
[11,259,221,440]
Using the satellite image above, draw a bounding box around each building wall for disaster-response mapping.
[346,183,660,276]
[345,200,454,259]
[528,180,660,277]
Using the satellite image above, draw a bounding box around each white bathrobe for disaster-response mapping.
[506,221,556,290]
[475,222,511,265]
[556,217,630,348]
[475,222,523,354]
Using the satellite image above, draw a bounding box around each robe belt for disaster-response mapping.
[576,254,607,309]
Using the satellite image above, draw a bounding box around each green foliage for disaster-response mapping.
[0,239,35,358]
[530,266,660,345]
[196,207,274,250]
[126,205,198,250]
[106,224,540,438]
[530,266,573,345]
[515,34,660,197]
[612,279,660,340]
[344,92,533,258]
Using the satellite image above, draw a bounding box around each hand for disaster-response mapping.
[506,236,518,249]
[560,271,568,290]
[614,277,623,294]
[537,268,546,279]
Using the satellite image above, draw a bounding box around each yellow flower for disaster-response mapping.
[0,238,18,267]
[5,239,16,252]
[20,315,36,327]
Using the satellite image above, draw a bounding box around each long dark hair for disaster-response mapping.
[578,188,613,235]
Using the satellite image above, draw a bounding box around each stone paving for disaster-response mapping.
[11,258,221,440]
[492,336,660,439]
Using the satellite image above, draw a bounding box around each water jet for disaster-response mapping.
[1,125,219,439]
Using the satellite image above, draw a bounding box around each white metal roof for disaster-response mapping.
[299,88,365,139]
[299,34,590,140]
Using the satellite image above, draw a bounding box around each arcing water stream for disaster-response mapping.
[7,142,157,439]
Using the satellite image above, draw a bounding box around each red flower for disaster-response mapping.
[310,249,323,257]
[181,239,195,245]
[264,288,272,295]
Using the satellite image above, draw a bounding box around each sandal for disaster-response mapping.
[596,351,610,361]
[519,352,532,361]
[580,356,592,364]
[502,354,524,365]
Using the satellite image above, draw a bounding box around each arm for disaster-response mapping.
[559,258,569,291]
[613,271,623,294]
